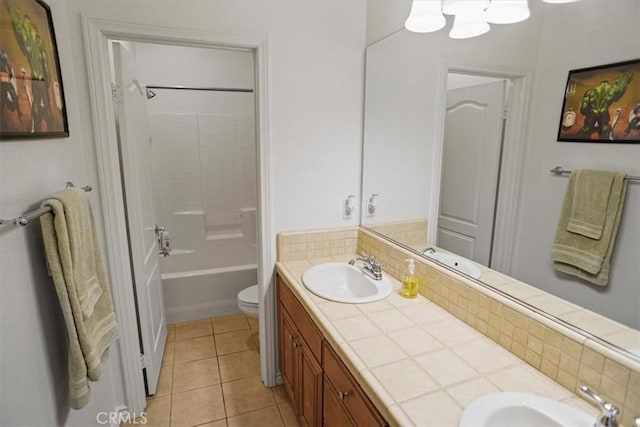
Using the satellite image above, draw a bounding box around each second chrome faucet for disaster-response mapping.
[349,251,384,281]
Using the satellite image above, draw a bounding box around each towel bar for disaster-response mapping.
[0,182,92,227]
[550,166,640,182]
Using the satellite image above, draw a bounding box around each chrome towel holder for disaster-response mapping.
[550,166,640,182]
[0,182,92,227]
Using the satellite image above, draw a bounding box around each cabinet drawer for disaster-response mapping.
[277,276,322,362]
[323,342,386,427]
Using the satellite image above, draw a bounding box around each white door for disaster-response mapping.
[113,42,167,395]
[437,81,505,266]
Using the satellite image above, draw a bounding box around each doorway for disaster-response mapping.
[83,18,274,417]
[428,62,532,275]
[437,74,508,267]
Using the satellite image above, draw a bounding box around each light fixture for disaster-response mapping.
[442,0,489,16]
[405,0,446,33]
[449,9,491,39]
[407,0,582,39]
[484,0,530,24]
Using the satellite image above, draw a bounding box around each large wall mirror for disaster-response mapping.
[361,0,639,361]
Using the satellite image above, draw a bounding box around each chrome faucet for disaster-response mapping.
[421,247,436,255]
[580,386,619,427]
[349,252,384,281]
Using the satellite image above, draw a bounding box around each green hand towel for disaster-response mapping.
[551,170,627,286]
[40,188,119,409]
[567,169,616,240]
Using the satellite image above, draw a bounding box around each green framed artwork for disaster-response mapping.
[558,59,640,143]
[0,0,69,139]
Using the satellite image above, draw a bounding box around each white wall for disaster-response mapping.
[0,1,126,425]
[1,0,367,424]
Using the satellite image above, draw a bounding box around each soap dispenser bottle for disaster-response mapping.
[401,258,419,298]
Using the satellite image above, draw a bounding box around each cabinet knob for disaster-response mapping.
[293,342,301,348]
[338,391,350,400]
[289,334,297,341]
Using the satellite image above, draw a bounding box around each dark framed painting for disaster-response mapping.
[0,0,68,139]
[557,59,640,143]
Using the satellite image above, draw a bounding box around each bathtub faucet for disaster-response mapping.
[349,252,384,281]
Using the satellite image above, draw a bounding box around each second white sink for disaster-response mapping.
[459,392,593,427]
[302,262,393,304]
[425,251,482,279]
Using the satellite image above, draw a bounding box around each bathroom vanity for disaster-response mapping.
[277,275,387,426]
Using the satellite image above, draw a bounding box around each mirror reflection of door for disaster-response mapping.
[437,75,507,267]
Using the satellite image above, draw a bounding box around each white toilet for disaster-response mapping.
[237,285,259,315]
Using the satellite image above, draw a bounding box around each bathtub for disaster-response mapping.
[162,264,257,324]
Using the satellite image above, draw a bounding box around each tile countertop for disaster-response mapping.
[276,256,600,427]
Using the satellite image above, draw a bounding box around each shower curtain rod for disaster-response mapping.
[146,85,254,93]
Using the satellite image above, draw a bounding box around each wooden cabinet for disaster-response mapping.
[277,274,387,427]
[278,277,323,427]
[322,342,386,427]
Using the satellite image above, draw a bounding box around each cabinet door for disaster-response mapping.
[279,305,297,405]
[323,375,355,427]
[297,340,323,427]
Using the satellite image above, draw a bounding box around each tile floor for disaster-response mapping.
[135,314,299,427]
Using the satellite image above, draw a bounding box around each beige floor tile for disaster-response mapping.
[277,402,300,427]
[155,364,172,397]
[222,376,276,417]
[227,405,284,427]
[215,329,257,355]
[213,314,250,334]
[173,357,221,393]
[162,341,174,367]
[195,420,228,427]
[171,385,226,427]
[174,336,216,364]
[272,384,292,406]
[175,318,213,341]
[167,324,176,343]
[219,349,260,382]
[141,395,171,427]
[246,314,259,330]
[252,330,260,350]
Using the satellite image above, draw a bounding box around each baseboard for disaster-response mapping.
[165,298,240,323]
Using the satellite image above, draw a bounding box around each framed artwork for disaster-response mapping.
[0,0,68,139]
[557,59,640,143]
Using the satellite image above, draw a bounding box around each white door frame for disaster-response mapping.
[82,17,276,416]
[427,58,532,273]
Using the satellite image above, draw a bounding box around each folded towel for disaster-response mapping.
[551,170,627,286]
[567,169,616,239]
[40,188,119,409]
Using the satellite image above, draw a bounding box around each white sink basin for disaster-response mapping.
[302,262,393,304]
[459,392,593,427]
[425,251,482,279]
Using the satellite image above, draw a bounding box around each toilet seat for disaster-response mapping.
[238,285,259,315]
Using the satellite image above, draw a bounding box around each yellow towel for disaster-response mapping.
[40,188,119,409]
[567,169,616,239]
[551,170,627,286]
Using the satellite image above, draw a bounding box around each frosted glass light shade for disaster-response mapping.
[442,0,489,15]
[484,0,530,24]
[449,11,490,39]
[405,0,447,33]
